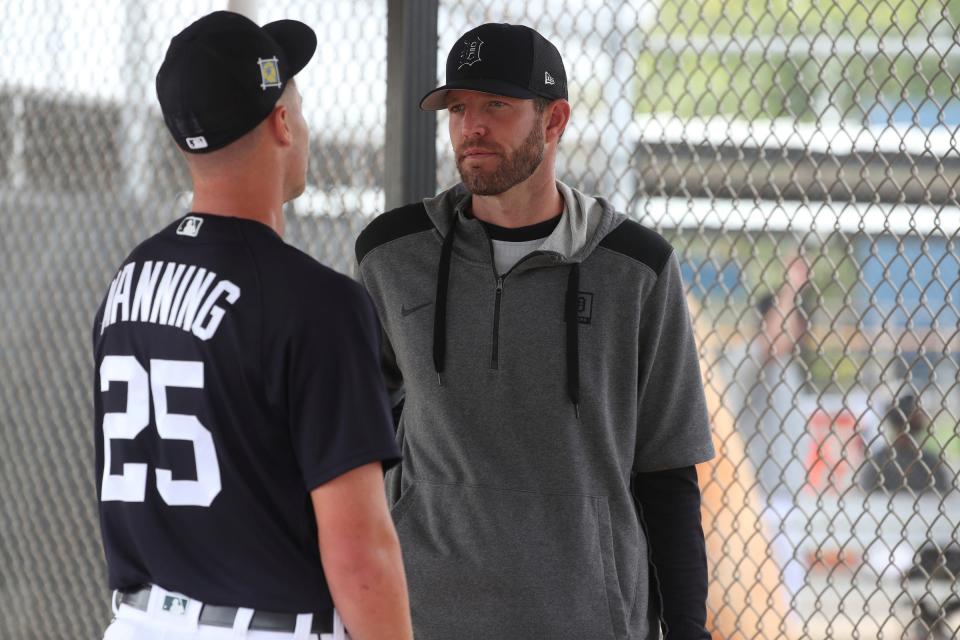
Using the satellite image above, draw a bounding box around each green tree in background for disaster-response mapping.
[635,0,960,123]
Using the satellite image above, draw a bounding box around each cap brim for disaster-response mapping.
[420,78,538,111]
[263,19,317,78]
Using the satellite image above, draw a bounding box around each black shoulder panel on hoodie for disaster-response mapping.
[598,219,673,276]
[355,202,434,265]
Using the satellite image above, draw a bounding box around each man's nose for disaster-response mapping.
[460,109,486,139]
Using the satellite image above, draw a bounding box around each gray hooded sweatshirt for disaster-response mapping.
[356,182,715,640]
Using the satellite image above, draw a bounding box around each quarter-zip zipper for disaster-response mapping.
[491,276,504,369]
[478,217,565,370]
[487,250,563,369]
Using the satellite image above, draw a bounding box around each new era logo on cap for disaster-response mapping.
[544,71,555,86]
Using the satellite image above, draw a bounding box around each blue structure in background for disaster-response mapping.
[857,234,960,392]
[857,235,960,332]
[868,98,960,128]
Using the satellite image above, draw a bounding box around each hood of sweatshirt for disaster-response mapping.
[422,180,625,415]
[422,180,620,266]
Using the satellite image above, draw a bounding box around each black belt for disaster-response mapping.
[116,585,334,634]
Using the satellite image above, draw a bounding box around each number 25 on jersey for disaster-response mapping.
[99,356,221,507]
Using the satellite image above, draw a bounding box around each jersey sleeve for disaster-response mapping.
[282,279,402,490]
[634,251,716,472]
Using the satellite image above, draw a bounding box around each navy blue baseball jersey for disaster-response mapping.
[93,213,401,613]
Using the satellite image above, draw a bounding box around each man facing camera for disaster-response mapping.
[357,22,715,639]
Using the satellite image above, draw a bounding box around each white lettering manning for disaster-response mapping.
[99,260,240,340]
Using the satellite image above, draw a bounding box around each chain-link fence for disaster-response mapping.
[2,0,958,638]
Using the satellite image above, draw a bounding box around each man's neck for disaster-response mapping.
[190,183,285,237]
[470,170,563,229]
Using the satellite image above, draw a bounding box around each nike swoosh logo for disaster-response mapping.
[401,301,432,317]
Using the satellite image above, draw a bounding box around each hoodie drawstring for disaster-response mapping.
[432,214,581,418]
[565,262,581,419]
[433,214,457,386]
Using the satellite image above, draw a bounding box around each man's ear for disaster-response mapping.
[267,103,293,146]
[545,99,571,143]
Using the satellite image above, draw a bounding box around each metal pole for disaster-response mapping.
[121,0,150,203]
[385,0,438,210]
[227,0,258,20]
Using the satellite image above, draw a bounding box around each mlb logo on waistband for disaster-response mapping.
[162,595,189,615]
[177,216,203,237]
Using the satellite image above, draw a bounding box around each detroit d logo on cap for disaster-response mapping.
[457,37,483,69]
[257,56,282,90]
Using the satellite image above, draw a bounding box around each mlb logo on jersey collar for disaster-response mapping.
[177,216,204,237]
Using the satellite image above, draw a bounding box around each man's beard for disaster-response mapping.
[456,122,545,196]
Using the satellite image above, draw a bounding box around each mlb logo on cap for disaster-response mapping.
[185,136,208,150]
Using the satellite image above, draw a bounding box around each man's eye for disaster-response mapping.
[490,101,505,108]
[449,104,464,113]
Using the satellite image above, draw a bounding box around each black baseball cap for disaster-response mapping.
[156,10,317,153]
[420,23,567,111]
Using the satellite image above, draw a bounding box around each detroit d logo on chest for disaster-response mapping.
[457,37,483,69]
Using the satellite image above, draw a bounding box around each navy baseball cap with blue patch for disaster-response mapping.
[420,23,567,111]
[156,10,316,153]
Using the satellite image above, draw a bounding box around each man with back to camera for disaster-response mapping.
[92,11,412,640]
[356,23,716,639]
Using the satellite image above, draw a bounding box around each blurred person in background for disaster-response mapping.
[727,255,812,599]
[858,395,952,495]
